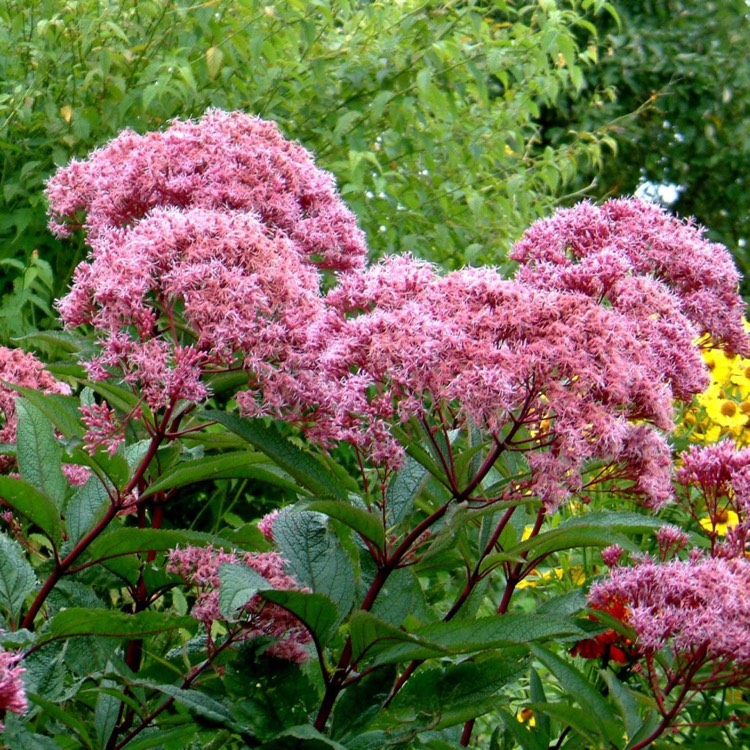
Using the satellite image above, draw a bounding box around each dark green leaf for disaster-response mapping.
[385,454,428,528]
[0,533,36,620]
[48,608,196,638]
[66,475,110,544]
[260,589,340,646]
[134,680,234,725]
[0,475,63,546]
[4,384,83,439]
[303,498,384,548]
[205,411,348,500]
[86,528,229,564]
[530,644,620,743]
[142,451,300,497]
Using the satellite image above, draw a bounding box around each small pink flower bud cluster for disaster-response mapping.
[167,545,311,663]
[0,649,27,729]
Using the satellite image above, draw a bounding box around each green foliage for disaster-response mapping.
[0,0,613,343]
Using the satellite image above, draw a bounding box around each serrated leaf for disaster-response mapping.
[0,475,63,545]
[16,398,67,505]
[385,454,427,528]
[142,451,299,497]
[66,475,111,544]
[273,508,356,616]
[349,611,434,664]
[0,533,36,620]
[135,680,234,725]
[303,499,384,548]
[205,411,349,500]
[4,383,83,439]
[49,608,196,639]
[600,669,642,741]
[385,652,527,730]
[218,562,269,620]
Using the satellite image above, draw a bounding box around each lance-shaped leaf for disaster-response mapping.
[86,528,230,564]
[0,533,36,621]
[365,613,586,666]
[261,589,340,646]
[303,499,384,548]
[48,608,196,639]
[66,475,111,544]
[142,451,300,497]
[205,411,350,500]
[4,384,83,439]
[349,611,439,664]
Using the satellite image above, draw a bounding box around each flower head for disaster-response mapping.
[0,649,27,729]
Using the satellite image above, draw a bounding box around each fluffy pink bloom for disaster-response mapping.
[511,198,748,356]
[0,347,71,472]
[167,546,311,663]
[0,650,27,729]
[49,111,364,412]
[243,252,692,507]
[80,402,125,456]
[589,556,750,674]
[47,110,366,271]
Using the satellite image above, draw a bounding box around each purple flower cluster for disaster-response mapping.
[167,545,311,663]
[589,555,750,676]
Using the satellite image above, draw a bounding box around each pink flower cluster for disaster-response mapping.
[589,555,750,674]
[0,347,71,472]
[167,545,311,663]
[48,109,749,509]
[0,649,27,729]
[48,110,365,411]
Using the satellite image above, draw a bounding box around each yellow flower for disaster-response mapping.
[516,566,585,589]
[517,708,536,727]
[699,509,740,536]
[702,390,749,431]
[702,348,737,385]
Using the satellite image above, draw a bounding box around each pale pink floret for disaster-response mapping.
[258,509,280,542]
[167,546,311,663]
[589,556,750,670]
[0,347,71,472]
[0,650,27,730]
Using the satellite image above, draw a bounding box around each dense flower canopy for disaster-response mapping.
[47,109,749,509]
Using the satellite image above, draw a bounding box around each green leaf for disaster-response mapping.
[205,411,349,500]
[218,562,270,620]
[142,451,301,497]
[497,709,548,750]
[303,498,384,548]
[263,724,350,749]
[385,453,427,528]
[0,475,63,546]
[3,384,83,439]
[0,532,36,621]
[261,589,340,646]
[365,614,585,666]
[134,681,234,725]
[48,608,196,639]
[66,475,111,544]
[385,651,527,730]
[349,611,435,664]
[28,693,95,748]
[86,528,229,564]
[94,679,120,749]
[530,644,620,743]
[601,669,642,742]
[273,508,356,616]
[16,398,66,506]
